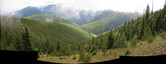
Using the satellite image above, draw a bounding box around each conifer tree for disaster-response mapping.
[14,39,22,51]
[107,30,114,49]
[22,26,33,51]
[145,5,150,23]
[57,41,61,51]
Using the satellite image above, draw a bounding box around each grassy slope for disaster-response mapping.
[25,14,80,27]
[38,34,166,63]
[21,18,93,43]
[81,13,137,35]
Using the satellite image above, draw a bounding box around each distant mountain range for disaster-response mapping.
[13,4,139,34]
[13,4,96,25]
[82,12,138,34]
[14,6,43,17]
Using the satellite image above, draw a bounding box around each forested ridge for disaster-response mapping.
[68,4,166,62]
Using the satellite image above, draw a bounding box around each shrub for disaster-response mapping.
[84,54,92,63]
[59,57,63,60]
[73,55,77,60]
[110,50,112,54]
[125,48,131,56]
[79,53,85,61]
[79,52,92,63]
[147,36,154,43]
[90,46,98,55]
[91,49,98,55]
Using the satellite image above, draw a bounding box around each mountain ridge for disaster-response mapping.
[82,12,138,34]
[25,14,80,27]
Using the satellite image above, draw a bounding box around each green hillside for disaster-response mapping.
[39,4,166,62]
[82,12,138,35]
[25,14,80,27]
[21,18,92,43]
[84,4,166,51]
[88,4,166,50]
[41,4,165,63]
[1,17,93,55]
[85,10,115,24]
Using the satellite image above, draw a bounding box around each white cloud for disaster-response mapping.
[0,0,165,13]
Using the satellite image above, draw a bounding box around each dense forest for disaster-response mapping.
[1,3,166,63]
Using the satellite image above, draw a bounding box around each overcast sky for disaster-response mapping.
[0,0,165,13]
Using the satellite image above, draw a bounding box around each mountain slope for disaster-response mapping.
[85,10,115,24]
[21,18,93,43]
[38,4,166,63]
[25,14,80,27]
[14,6,43,17]
[95,4,166,49]
[13,4,96,25]
[82,12,138,34]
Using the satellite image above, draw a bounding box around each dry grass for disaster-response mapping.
[39,54,80,63]
[129,35,166,56]
[38,35,166,63]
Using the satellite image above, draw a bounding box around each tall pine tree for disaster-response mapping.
[22,26,33,51]
[57,41,61,51]
[107,30,114,49]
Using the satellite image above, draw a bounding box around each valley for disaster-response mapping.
[1,1,166,63]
